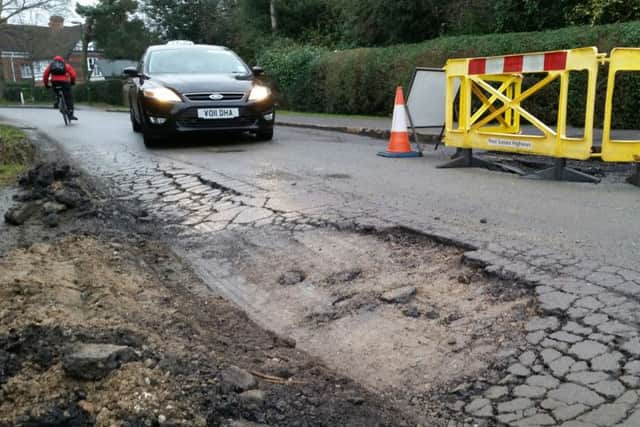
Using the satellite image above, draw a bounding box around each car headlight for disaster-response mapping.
[143,87,182,103]
[248,85,271,102]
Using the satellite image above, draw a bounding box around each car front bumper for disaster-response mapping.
[141,99,275,135]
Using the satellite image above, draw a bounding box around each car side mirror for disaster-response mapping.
[123,67,140,78]
[252,66,264,76]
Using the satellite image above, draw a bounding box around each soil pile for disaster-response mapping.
[0,163,412,427]
[4,162,92,227]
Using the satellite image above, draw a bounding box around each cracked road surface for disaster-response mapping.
[3,107,640,426]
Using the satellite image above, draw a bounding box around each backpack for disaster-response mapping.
[50,59,66,76]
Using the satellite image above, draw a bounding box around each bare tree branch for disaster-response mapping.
[0,0,69,25]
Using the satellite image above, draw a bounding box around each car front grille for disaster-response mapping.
[177,117,257,128]
[184,92,245,102]
[175,106,261,129]
[176,109,256,129]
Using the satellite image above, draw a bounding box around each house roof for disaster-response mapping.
[0,24,82,60]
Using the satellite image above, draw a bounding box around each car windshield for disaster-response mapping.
[148,49,249,75]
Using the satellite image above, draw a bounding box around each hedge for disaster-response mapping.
[1,83,49,103]
[259,21,640,128]
[0,79,126,106]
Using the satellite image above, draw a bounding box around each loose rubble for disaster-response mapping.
[62,344,137,381]
[4,162,91,227]
[5,127,640,426]
[0,162,412,426]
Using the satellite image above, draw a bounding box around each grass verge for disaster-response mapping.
[0,124,33,186]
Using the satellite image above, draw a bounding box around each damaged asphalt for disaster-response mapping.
[1,107,640,426]
[0,157,413,426]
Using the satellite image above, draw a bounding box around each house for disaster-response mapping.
[0,15,105,85]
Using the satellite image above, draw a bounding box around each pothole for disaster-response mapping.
[186,224,537,420]
[322,173,352,179]
[256,170,300,181]
[102,164,539,422]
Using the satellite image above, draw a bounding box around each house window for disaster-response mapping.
[20,64,33,79]
[33,60,50,81]
[88,57,104,79]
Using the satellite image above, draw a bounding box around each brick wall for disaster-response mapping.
[0,57,33,82]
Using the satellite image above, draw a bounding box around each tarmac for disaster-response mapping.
[3,105,640,425]
[277,111,640,152]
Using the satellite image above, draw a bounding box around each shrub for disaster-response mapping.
[259,21,640,128]
[0,124,33,186]
[0,79,126,106]
[259,44,327,111]
[72,79,126,106]
[0,83,49,103]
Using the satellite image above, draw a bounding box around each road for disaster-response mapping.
[3,107,640,426]
[1,107,638,270]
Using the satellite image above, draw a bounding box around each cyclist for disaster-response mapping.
[43,55,78,120]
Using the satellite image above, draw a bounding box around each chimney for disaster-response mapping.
[49,15,64,31]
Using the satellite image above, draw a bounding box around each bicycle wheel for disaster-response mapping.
[59,94,69,126]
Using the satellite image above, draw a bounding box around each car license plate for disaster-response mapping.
[197,108,239,119]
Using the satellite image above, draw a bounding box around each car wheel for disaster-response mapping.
[256,128,274,141]
[130,108,141,133]
[139,112,162,148]
[142,131,161,148]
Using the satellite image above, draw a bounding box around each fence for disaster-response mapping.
[442,46,640,184]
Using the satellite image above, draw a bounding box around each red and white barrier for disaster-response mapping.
[468,51,568,75]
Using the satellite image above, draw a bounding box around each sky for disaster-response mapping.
[76,0,97,6]
[8,0,98,25]
[71,0,97,21]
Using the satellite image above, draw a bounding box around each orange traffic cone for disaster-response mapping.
[378,86,422,158]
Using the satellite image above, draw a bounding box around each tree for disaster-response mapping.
[493,0,579,32]
[142,0,237,46]
[76,0,153,60]
[0,0,68,25]
[442,0,497,35]
[339,0,445,46]
[273,0,341,45]
[569,0,640,25]
[270,0,276,32]
[234,0,271,37]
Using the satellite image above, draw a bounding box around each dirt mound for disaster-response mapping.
[0,235,411,426]
[0,159,414,426]
[4,162,93,227]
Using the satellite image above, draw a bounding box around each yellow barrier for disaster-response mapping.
[445,47,600,161]
[601,48,640,163]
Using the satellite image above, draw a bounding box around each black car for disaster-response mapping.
[124,41,275,147]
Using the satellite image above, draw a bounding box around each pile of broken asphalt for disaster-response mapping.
[0,161,414,427]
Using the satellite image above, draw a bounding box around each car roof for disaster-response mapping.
[145,44,228,53]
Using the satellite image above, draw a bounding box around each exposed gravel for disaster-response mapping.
[0,161,413,427]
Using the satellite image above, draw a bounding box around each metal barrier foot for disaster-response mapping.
[524,159,600,183]
[437,149,525,175]
[626,164,640,187]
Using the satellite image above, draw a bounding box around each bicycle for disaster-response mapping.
[53,86,71,126]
